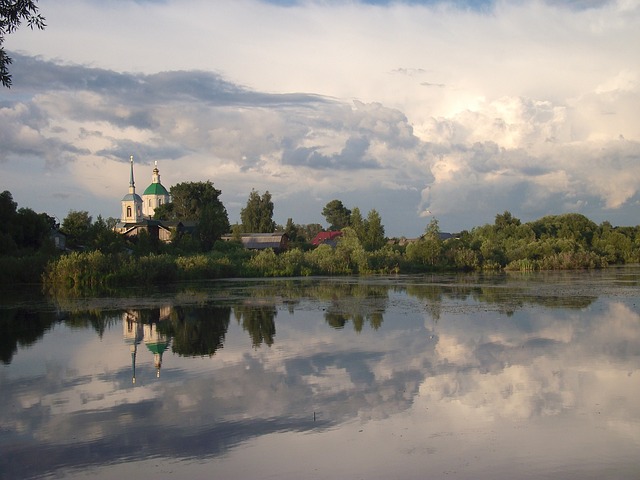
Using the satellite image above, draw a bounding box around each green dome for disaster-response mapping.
[143,183,169,196]
[146,341,170,355]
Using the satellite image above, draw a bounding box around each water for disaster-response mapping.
[1,268,639,479]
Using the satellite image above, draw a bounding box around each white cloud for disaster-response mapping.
[2,0,639,235]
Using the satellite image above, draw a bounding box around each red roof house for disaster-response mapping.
[311,231,343,247]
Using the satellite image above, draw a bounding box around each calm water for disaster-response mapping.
[1,268,640,479]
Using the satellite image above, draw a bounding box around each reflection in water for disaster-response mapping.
[235,303,277,347]
[161,304,231,357]
[123,308,172,383]
[1,269,639,479]
[323,283,387,331]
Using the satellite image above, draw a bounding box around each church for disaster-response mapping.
[114,156,174,241]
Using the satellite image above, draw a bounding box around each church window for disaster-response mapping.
[127,206,132,217]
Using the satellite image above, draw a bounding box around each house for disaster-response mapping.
[221,233,289,252]
[116,219,173,242]
[311,231,343,248]
[49,229,66,250]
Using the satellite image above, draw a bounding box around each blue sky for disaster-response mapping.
[1,0,639,236]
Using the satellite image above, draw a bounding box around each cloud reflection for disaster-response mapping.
[1,273,639,478]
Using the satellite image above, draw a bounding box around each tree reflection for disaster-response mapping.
[65,310,121,338]
[159,305,231,357]
[0,274,606,367]
[0,308,61,364]
[234,303,276,348]
[324,311,384,331]
[321,283,388,331]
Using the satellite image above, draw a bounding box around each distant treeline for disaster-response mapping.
[1,186,639,289]
[43,211,640,293]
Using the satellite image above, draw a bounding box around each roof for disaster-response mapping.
[122,193,142,202]
[115,219,172,234]
[311,231,343,246]
[221,233,288,251]
[143,183,169,196]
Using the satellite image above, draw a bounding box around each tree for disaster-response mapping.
[0,190,18,252]
[199,203,229,250]
[1,0,46,88]
[13,207,53,250]
[153,202,174,220]
[322,199,351,231]
[363,209,385,251]
[240,189,276,233]
[298,223,323,243]
[283,218,300,243]
[156,181,230,249]
[406,218,442,267]
[167,181,225,221]
[494,211,520,230]
[61,210,92,249]
[91,215,125,253]
[349,207,365,242]
[0,190,17,224]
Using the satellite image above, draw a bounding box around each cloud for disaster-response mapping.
[2,0,640,234]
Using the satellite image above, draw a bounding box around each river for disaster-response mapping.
[1,267,639,479]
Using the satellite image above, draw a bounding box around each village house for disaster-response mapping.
[221,233,289,252]
[311,230,343,248]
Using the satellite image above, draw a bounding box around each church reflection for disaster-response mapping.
[123,307,172,384]
[122,304,234,382]
[120,289,391,382]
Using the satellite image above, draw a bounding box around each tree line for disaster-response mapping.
[1,183,640,289]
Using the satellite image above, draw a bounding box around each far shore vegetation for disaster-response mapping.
[1,189,639,294]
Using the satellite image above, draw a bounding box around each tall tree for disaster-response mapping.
[91,215,125,253]
[283,218,299,243]
[61,210,92,249]
[349,207,365,242]
[240,189,276,233]
[0,190,18,252]
[363,209,385,251]
[407,218,442,267]
[168,181,225,220]
[162,181,230,248]
[299,223,323,243]
[0,190,17,224]
[199,203,230,250]
[1,0,46,87]
[322,199,351,231]
[13,207,54,250]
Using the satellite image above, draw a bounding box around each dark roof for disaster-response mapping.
[221,233,288,251]
[121,193,142,202]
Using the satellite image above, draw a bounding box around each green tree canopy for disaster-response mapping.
[283,218,300,243]
[156,181,230,250]
[1,0,46,87]
[167,181,225,221]
[349,207,365,241]
[322,199,351,231]
[406,218,442,267]
[240,189,276,233]
[363,209,385,251]
[61,210,92,249]
[13,207,54,250]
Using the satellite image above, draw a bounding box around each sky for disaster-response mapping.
[1,0,639,237]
